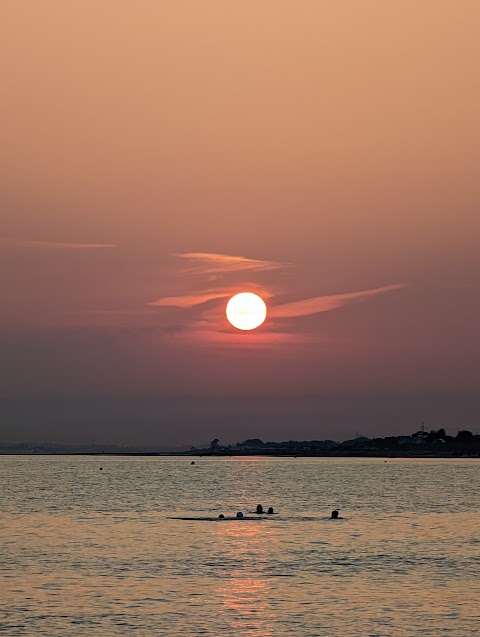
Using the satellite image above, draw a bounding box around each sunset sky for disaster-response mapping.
[1,1,479,446]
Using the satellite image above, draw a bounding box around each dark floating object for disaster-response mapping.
[267,507,274,515]
[218,514,225,519]
[191,461,196,465]
[99,467,103,471]
[236,511,244,518]
[256,504,263,514]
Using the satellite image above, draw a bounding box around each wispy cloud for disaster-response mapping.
[177,252,287,275]
[1,238,116,249]
[147,252,281,311]
[147,292,229,308]
[147,251,405,340]
[271,284,406,318]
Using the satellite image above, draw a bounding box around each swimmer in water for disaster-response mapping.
[218,514,225,519]
[330,510,343,519]
[256,504,263,514]
[267,507,274,514]
[236,511,244,518]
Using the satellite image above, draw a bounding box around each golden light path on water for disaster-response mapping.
[216,521,276,635]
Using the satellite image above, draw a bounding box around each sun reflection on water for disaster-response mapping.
[214,520,277,635]
[218,574,273,636]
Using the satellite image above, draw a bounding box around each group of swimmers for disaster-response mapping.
[218,504,275,519]
[255,504,274,515]
[217,506,342,519]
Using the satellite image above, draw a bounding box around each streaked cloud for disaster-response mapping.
[147,292,229,308]
[1,238,116,249]
[148,252,405,335]
[271,284,406,318]
[177,252,287,275]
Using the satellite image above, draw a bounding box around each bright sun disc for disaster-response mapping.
[226,292,267,331]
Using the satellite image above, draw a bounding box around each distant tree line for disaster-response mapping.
[194,429,480,456]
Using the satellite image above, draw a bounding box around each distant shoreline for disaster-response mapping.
[2,429,479,458]
[1,451,478,458]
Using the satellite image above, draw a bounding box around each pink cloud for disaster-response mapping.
[177,252,288,275]
[271,284,406,318]
[147,292,229,308]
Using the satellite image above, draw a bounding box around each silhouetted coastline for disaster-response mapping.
[1,428,479,457]
[190,429,479,458]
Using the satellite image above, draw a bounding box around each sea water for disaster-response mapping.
[1,456,479,636]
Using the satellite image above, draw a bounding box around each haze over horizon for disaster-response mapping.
[1,1,479,445]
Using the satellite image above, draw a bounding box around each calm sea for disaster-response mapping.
[1,456,479,636]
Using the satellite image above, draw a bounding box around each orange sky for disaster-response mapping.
[1,1,479,444]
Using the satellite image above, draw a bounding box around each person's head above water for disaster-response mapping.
[218,514,225,519]
[256,504,263,514]
[331,510,339,519]
[236,511,244,518]
[267,507,274,514]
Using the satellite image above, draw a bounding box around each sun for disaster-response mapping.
[226,292,267,331]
